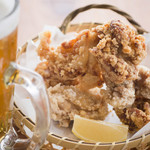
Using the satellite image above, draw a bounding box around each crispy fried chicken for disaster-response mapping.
[48,84,108,127]
[115,66,150,131]
[90,20,146,108]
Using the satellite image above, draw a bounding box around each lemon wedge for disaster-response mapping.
[72,115,128,143]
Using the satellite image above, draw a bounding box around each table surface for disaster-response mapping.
[17,1,150,149]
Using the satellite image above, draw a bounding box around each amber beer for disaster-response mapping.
[0,0,19,138]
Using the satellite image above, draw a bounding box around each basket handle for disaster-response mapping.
[60,4,148,34]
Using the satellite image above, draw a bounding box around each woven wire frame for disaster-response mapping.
[14,4,150,150]
[60,4,148,34]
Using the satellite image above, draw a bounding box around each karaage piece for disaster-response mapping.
[36,30,101,88]
[47,84,108,127]
[90,20,146,84]
[115,66,150,131]
[135,65,150,99]
[115,98,150,132]
[90,20,146,108]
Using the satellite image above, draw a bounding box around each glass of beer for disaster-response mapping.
[0,0,19,137]
[0,0,50,149]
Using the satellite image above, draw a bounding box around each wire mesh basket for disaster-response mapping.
[14,4,150,150]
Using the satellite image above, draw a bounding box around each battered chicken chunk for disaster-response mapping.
[36,30,101,88]
[115,98,150,132]
[115,66,150,131]
[35,27,106,127]
[90,20,146,84]
[90,20,146,108]
[48,84,108,127]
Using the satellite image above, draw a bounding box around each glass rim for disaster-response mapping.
[0,0,19,22]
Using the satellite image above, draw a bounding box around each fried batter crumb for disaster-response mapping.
[90,20,146,84]
[36,30,101,88]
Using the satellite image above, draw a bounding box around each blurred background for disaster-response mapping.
[19,0,150,46]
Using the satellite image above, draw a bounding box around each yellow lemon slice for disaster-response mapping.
[72,115,128,143]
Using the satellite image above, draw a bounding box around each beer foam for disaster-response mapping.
[0,0,19,39]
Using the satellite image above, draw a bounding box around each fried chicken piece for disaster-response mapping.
[36,30,101,88]
[35,29,105,127]
[115,66,150,131]
[90,20,146,108]
[48,84,108,127]
[115,98,150,132]
[90,20,146,84]
[135,65,150,99]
